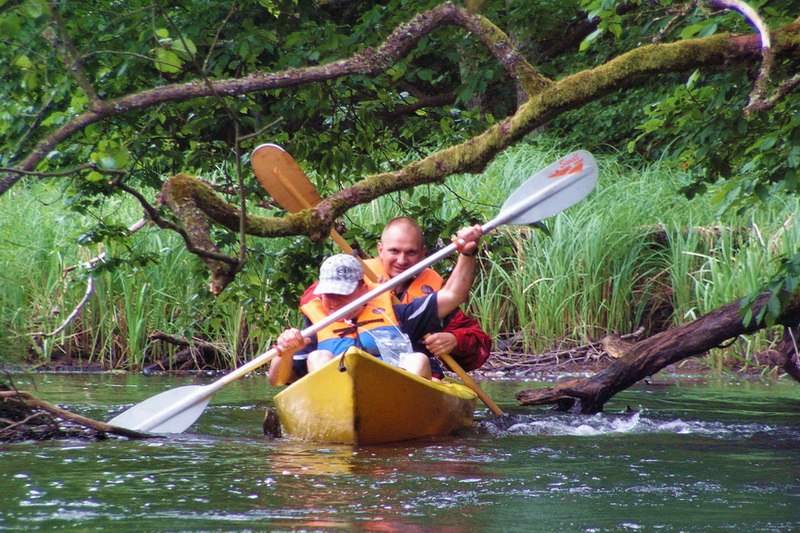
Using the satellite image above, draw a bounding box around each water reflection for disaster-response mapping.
[216,438,496,531]
[268,443,358,476]
[1,374,799,531]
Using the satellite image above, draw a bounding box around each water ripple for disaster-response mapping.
[479,410,785,440]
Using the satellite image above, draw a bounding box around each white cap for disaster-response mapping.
[314,254,363,295]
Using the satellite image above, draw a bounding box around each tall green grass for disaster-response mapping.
[2,143,798,371]
[354,144,798,368]
[492,150,796,366]
[0,182,287,368]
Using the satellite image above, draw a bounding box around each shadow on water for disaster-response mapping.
[1,373,799,531]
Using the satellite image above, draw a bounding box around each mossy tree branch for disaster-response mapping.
[6,3,800,294]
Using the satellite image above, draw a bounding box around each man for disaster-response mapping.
[363,217,492,371]
[270,224,482,385]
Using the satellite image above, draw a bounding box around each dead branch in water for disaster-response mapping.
[487,328,646,375]
[515,291,800,413]
[1,390,153,442]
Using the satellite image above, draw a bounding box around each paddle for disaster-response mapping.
[251,144,379,283]
[252,144,509,412]
[252,143,382,385]
[108,149,597,433]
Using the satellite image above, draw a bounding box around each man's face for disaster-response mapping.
[320,282,367,319]
[377,225,426,278]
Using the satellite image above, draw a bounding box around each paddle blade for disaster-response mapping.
[501,150,597,225]
[251,143,322,213]
[108,385,211,433]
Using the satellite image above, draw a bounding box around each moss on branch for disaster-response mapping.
[155,16,800,294]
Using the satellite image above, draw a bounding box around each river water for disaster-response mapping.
[1,372,798,532]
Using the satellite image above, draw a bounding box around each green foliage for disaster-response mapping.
[0,177,270,368]
[6,0,800,359]
[547,0,800,323]
[623,62,800,321]
[3,144,799,372]
[469,148,799,368]
[1,0,586,189]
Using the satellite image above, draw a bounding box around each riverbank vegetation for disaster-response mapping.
[4,1,800,414]
[2,142,797,374]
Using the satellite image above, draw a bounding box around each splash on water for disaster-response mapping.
[478,410,779,439]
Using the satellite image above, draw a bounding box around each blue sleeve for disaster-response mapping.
[393,293,444,343]
[294,315,317,357]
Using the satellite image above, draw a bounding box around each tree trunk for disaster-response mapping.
[515,291,800,413]
[764,325,800,382]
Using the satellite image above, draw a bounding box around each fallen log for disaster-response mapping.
[764,326,800,383]
[1,390,153,442]
[516,291,800,413]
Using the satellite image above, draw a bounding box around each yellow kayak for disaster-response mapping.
[273,347,478,444]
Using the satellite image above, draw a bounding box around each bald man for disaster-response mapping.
[362,217,492,372]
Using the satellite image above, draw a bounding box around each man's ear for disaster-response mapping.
[377,242,384,255]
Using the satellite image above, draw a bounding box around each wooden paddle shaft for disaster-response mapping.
[438,352,503,415]
[270,164,379,282]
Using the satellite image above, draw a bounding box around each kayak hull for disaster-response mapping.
[273,348,478,444]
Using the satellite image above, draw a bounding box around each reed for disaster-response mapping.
[0,180,283,367]
[2,144,798,373]
[468,149,798,365]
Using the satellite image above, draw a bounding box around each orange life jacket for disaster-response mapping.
[299,290,404,358]
[362,258,443,304]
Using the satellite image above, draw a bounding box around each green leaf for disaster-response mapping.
[579,29,603,52]
[99,156,117,170]
[766,295,780,323]
[680,24,704,40]
[387,66,405,81]
[741,308,753,327]
[710,181,737,205]
[173,37,197,57]
[13,55,32,70]
[759,135,778,151]
[698,23,718,38]
[638,118,663,134]
[155,49,182,73]
[23,0,46,18]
